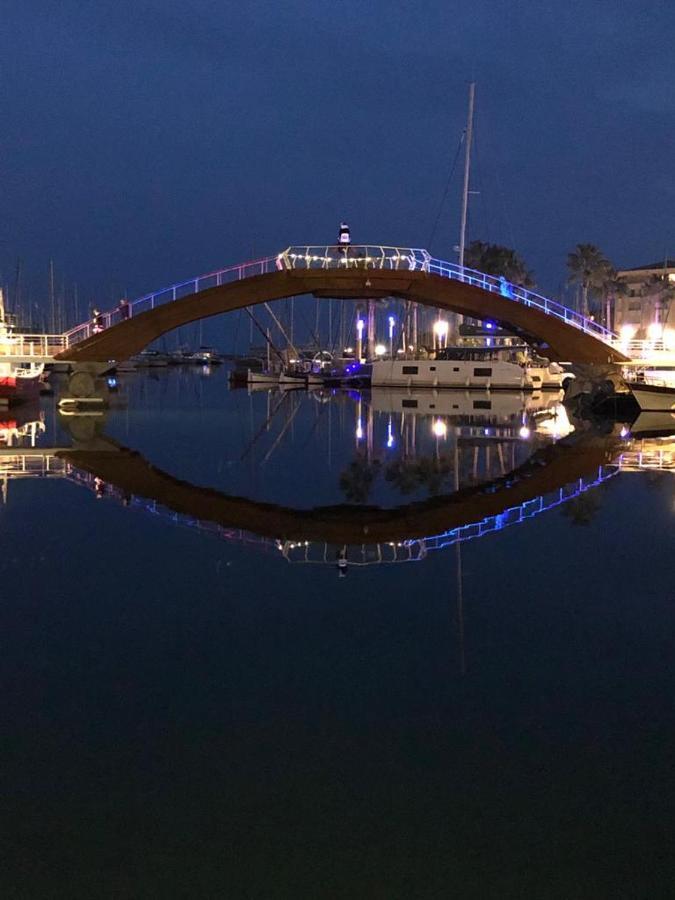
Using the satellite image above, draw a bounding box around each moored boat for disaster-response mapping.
[0,290,45,405]
[628,381,675,412]
[371,347,570,391]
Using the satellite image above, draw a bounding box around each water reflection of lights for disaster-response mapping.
[432,418,447,438]
[0,416,45,448]
[533,403,574,439]
[280,465,620,565]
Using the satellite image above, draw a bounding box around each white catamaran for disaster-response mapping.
[371,347,571,391]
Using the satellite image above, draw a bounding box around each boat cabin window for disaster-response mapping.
[473,367,493,377]
[402,365,419,375]
[436,348,501,362]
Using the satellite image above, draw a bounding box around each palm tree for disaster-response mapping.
[599,269,627,331]
[464,240,535,287]
[566,244,612,319]
[561,491,602,526]
[339,456,381,503]
[384,459,420,495]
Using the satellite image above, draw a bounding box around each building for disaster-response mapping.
[614,260,675,345]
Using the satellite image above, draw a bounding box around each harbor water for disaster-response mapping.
[1,366,674,897]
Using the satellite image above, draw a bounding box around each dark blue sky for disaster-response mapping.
[2,0,674,315]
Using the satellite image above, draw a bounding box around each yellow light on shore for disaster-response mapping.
[648,322,664,341]
[432,418,447,438]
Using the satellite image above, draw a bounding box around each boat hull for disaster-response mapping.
[370,359,564,390]
[629,383,675,412]
[247,371,280,384]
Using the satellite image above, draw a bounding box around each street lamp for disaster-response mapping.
[356,317,365,362]
[388,315,395,358]
[433,318,449,350]
[432,418,447,438]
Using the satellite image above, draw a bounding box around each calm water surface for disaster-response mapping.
[2,367,674,898]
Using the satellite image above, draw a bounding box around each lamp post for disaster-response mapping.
[388,315,395,358]
[356,317,365,362]
[433,318,449,350]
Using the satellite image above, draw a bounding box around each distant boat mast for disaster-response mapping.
[458,81,475,269]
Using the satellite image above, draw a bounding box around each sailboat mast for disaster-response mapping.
[458,81,475,269]
[49,259,56,333]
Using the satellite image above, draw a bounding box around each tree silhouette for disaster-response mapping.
[566,244,612,319]
[339,457,381,504]
[464,240,535,287]
[560,490,602,526]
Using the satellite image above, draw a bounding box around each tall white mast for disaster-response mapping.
[458,81,475,269]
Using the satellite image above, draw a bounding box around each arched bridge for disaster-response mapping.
[56,246,630,365]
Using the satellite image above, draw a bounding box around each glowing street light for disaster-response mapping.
[620,323,637,343]
[648,322,664,342]
[374,343,387,356]
[432,418,447,438]
[388,315,396,358]
[356,317,365,362]
[433,318,449,349]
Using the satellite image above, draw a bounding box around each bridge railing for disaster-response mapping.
[426,257,616,342]
[611,338,675,364]
[0,333,68,358]
[278,246,617,343]
[63,255,280,347]
[617,449,675,471]
[423,464,619,552]
[60,244,618,351]
[277,245,431,271]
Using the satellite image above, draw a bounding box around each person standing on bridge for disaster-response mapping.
[499,275,514,299]
[118,298,131,321]
[338,221,351,262]
[91,308,105,334]
[338,221,351,247]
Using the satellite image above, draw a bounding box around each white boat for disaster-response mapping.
[629,382,675,412]
[247,370,280,384]
[371,347,570,391]
[115,359,138,373]
[278,372,308,388]
[194,346,224,365]
[133,350,169,368]
[0,290,45,404]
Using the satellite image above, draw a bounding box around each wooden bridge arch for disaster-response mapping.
[56,268,629,366]
[60,432,619,546]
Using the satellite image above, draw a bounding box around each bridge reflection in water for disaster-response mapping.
[2,386,672,568]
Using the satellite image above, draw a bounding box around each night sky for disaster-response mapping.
[2,0,674,316]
